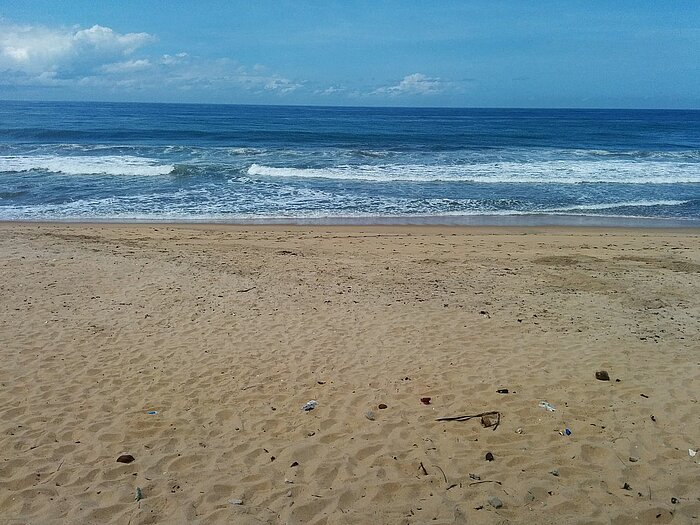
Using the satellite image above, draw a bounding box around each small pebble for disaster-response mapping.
[469,473,480,480]
[485,452,494,462]
[629,456,639,463]
[378,403,388,410]
[622,482,632,491]
[229,499,243,505]
[595,370,610,381]
[365,411,376,421]
[116,454,135,464]
[515,428,523,434]
[287,490,293,497]
[671,497,678,504]
[307,431,315,437]
[488,496,503,509]
[549,469,559,477]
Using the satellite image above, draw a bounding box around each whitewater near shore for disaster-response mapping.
[2,103,700,222]
[0,223,698,524]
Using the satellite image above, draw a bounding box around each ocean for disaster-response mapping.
[1,101,699,224]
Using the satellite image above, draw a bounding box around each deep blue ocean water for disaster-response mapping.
[1,101,699,222]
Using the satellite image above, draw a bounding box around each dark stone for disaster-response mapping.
[485,452,494,461]
[595,370,610,381]
[488,496,503,508]
[116,454,135,464]
[497,388,509,394]
[378,403,388,409]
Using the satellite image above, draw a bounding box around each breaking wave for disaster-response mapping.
[0,155,175,176]
[247,161,700,184]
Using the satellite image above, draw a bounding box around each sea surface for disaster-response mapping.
[1,101,699,223]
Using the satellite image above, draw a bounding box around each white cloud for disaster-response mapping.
[373,73,443,96]
[100,59,151,74]
[161,52,188,65]
[314,85,344,95]
[72,25,151,54]
[264,77,300,93]
[0,20,302,98]
[0,22,153,75]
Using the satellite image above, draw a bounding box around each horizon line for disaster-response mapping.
[1,98,698,112]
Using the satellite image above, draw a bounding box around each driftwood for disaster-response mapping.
[436,410,501,431]
[468,479,503,487]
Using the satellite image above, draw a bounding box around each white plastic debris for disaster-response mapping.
[539,401,556,412]
[302,400,318,412]
[689,449,697,457]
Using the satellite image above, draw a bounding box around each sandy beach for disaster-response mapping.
[0,222,698,524]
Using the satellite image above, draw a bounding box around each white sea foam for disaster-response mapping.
[247,161,700,184]
[0,155,174,176]
[229,147,266,156]
[549,200,690,212]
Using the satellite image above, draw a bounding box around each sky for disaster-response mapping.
[0,1,698,108]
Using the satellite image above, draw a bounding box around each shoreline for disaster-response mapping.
[2,212,700,229]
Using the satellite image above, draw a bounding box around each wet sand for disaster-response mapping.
[0,223,698,524]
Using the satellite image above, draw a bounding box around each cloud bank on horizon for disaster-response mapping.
[0,21,309,95]
[0,1,698,108]
[0,20,451,104]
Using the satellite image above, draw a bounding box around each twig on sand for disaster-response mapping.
[468,480,503,487]
[418,462,428,476]
[614,453,627,466]
[436,411,501,431]
[433,464,448,484]
[237,287,256,293]
[241,384,262,391]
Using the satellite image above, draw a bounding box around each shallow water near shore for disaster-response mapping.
[1,101,699,222]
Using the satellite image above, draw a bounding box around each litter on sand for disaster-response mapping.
[436,411,501,431]
[302,400,318,411]
[539,401,556,412]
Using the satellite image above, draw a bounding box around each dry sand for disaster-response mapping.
[0,223,698,524]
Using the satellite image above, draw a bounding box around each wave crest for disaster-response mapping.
[247,161,700,184]
[0,155,174,176]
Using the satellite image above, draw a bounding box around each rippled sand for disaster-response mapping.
[1,223,698,524]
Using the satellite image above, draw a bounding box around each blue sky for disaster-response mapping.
[0,1,698,108]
